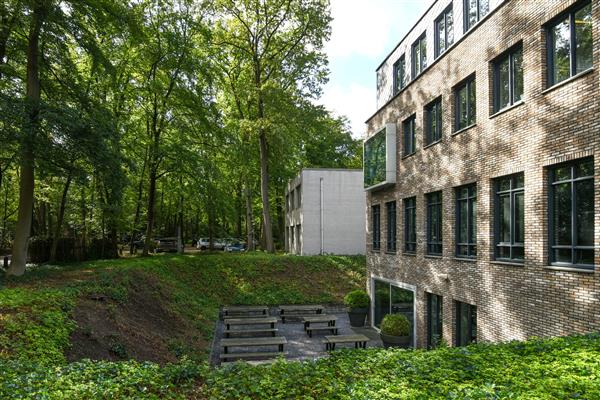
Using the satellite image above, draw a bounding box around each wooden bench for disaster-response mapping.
[223,305,269,318]
[220,336,287,355]
[323,334,369,351]
[306,326,338,337]
[224,317,277,330]
[279,305,324,323]
[224,328,278,338]
[219,351,282,361]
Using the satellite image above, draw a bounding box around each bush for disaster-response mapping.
[380,314,410,336]
[343,289,369,309]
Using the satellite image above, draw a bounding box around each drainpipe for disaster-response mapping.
[320,177,324,255]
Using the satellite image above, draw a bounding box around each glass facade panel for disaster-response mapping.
[364,129,386,188]
[575,4,593,74]
[405,197,417,253]
[427,293,443,349]
[373,280,389,328]
[456,301,477,346]
[552,18,571,84]
[372,205,381,250]
[456,184,477,257]
[386,201,397,252]
[403,116,416,156]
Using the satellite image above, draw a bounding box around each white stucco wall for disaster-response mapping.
[285,169,366,255]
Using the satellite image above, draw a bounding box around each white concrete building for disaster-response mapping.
[285,169,365,255]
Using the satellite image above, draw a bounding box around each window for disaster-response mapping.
[425,97,443,145]
[393,55,407,95]
[455,301,477,346]
[494,173,525,262]
[427,191,443,255]
[403,115,416,156]
[373,279,415,347]
[546,1,592,86]
[427,293,443,349]
[464,0,489,32]
[456,184,477,258]
[435,5,454,58]
[493,44,524,113]
[296,185,302,209]
[549,158,595,269]
[386,201,397,252]
[372,205,381,251]
[412,34,427,79]
[404,197,417,253]
[286,194,290,211]
[455,76,476,131]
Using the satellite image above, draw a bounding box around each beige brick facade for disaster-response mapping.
[365,0,600,348]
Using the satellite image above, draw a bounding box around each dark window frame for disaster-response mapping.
[386,200,397,253]
[435,4,454,58]
[548,158,595,270]
[455,301,477,346]
[463,0,489,32]
[372,204,381,251]
[403,114,417,156]
[427,293,443,349]
[454,75,476,132]
[455,183,477,258]
[494,173,525,262]
[404,197,417,253]
[492,43,524,113]
[425,97,443,146]
[546,0,593,87]
[426,191,443,255]
[411,33,427,80]
[393,55,406,95]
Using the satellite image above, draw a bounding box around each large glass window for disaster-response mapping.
[373,279,415,347]
[494,173,525,262]
[464,0,489,32]
[455,301,477,346]
[493,44,523,113]
[425,97,442,146]
[393,55,407,95]
[547,1,592,86]
[455,76,476,131]
[435,5,454,58]
[412,34,427,79]
[549,158,595,269]
[427,293,443,349]
[404,197,417,253]
[427,191,443,255]
[372,205,381,251]
[456,184,477,258]
[386,201,397,253]
[403,115,416,156]
[364,128,386,188]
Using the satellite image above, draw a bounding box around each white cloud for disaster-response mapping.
[320,82,374,140]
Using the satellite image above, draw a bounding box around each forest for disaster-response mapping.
[0,0,362,275]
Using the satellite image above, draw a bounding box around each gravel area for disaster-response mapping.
[210,305,383,366]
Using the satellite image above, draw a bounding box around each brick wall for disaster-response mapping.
[365,0,600,348]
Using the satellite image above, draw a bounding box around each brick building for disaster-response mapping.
[364,0,599,348]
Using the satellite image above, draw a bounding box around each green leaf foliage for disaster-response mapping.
[343,289,369,309]
[380,314,411,337]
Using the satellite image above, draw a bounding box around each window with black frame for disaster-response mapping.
[425,97,442,146]
[456,184,477,258]
[546,1,592,87]
[493,44,523,113]
[372,204,381,251]
[455,301,477,346]
[386,201,397,253]
[393,55,407,95]
[464,0,489,32]
[403,114,416,156]
[494,173,525,262]
[435,5,454,58]
[455,76,476,131]
[426,191,443,255]
[404,197,417,253]
[412,34,427,79]
[549,158,595,270]
[427,293,443,349]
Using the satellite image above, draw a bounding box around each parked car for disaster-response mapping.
[225,241,246,252]
[155,237,178,253]
[196,238,226,251]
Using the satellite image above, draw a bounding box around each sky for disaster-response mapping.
[320,0,431,139]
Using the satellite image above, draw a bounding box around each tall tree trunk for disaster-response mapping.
[244,182,254,251]
[80,185,87,260]
[130,145,148,254]
[177,187,183,254]
[143,166,157,256]
[50,171,72,262]
[258,130,273,252]
[9,7,43,276]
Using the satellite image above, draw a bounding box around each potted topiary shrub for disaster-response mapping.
[379,314,411,349]
[344,289,370,327]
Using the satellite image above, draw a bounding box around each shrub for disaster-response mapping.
[344,289,369,309]
[380,314,410,336]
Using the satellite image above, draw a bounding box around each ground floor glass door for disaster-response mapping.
[372,279,415,347]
